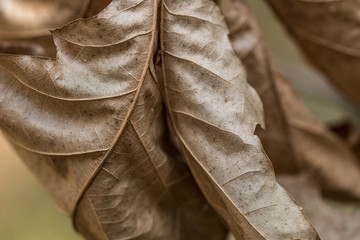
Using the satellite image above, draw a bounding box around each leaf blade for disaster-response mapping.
[225,0,360,200]
[0,1,227,239]
[160,0,319,239]
[266,0,360,104]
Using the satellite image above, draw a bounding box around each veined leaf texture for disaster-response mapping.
[225,0,360,200]
[0,0,321,239]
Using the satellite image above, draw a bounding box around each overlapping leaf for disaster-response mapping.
[0,0,227,239]
[279,173,360,240]
[224,0,296,173]
[0,0,89,39]
[0,0,330,239]
[160,0,319,239]
[0,0,111,57]
[266,0,360,104]
[224,0,360,199]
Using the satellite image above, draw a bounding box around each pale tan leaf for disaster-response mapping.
[224,0,297,173]
[265,0,360,104]
[160,0,319,239]
[224,0,360,199]
[0,1,227,239]
[278,173,360,240]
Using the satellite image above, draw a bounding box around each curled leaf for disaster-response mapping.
[160,0,319,239]
[224,0,297,173]
[0,0,89,39]
[265,0,360,104]
[0,0,111,57]
[0,0,227,239]
[224,0,360,199]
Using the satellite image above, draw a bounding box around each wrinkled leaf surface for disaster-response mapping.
[225,0,360,199]
[0,0,227,239]
[160,0,319,239]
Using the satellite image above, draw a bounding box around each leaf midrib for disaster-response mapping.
[160,2,267,239]
[71,0,159,231]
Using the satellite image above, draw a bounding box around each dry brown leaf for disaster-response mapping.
[0,41,47,56]
[160,0,319,239]
[265,0,360,104]
[278,173,360,240]
[224,0,360,200]
[85,0,113,17]
[224,0,297,173]
[0,36,57,58]
[0,0,89,39]
[0,0,111,57]
[0,0,87,56]
[0,1,227,239]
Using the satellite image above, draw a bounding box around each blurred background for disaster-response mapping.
[0,0,359,239]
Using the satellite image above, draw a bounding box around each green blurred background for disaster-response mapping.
[0,1,359,240]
